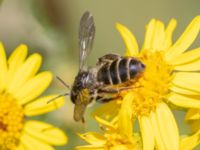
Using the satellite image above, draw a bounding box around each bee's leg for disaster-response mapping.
[96,54,121,66]
[96,87,119,103]
[96,87,133,103]
[98,86,133,94]
[98,88,119,94]
[96,95,120,103]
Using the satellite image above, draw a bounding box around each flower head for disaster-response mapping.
[76,116,142,150]
[94,16,200,149]
[0,43,67,149]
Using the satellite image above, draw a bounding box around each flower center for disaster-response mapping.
[131,51,173,117]
[0,94,24,150]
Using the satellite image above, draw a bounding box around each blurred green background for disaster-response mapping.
[0,0,200,149]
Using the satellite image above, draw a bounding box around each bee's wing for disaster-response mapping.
[79,11,95,70]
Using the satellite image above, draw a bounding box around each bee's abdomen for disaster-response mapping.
[97,65,111,84]
[97,57,145,85]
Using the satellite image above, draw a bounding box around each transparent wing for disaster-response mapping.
[79,11,95,70]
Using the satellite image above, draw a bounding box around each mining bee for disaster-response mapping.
[48,11,145,123]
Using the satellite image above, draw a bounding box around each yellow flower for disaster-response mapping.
[76,116,142,150]
[94,16,200,150]
[0,43,67,150]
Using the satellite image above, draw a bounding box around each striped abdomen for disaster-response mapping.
[97,57,145,85]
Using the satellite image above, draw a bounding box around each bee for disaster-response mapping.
[48,11,145,123]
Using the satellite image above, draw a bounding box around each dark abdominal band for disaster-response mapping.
[98,58,139,85]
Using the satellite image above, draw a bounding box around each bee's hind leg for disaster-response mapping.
[96,96,120,103]
[98,86,133,94]
[96,86,133,103]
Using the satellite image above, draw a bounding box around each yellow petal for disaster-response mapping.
[142,19,174,51]
[138,116,155,150]
[110,145,129,150]
[23,121,67,145]
[170,84,199,95]
[116,23,139,56]
[174,59,200,71]
[180,130,200,150]
[169,47,200,65]
[94,116,115,130]
[75,145,104,150]
[149,112,166,150]
[15,143,26,150]
[185,109,200,121]
[172,72,200,93]
[24,95,65,116]
[118,93,133,138]
[20,132,54,150]
[150,103,179,150]
[7,44,28,85]
[142,19,156,50]
[0,42,7,92]
[187,120,200,133]
[162,19,177,50]
[8,44,27,64]
[78,132,105,145]
[155,103,179,150]
[133,133,143,150]
[185,109,200,132]
[93,100,120,120]
[168,93,200,108]
[151,20,165,51]
[15,71,52,105]
[7,53,42,94]
[165,16,200,61]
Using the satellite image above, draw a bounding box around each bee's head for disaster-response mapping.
[70,71,92,122]
[71,71,89,103]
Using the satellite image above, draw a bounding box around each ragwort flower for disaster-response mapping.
[94,16,200,150]
[0,43,67,150]
[76,116,142,150]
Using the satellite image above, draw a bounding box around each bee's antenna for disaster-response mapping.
[56,76,71,89]
[47,93,70,104]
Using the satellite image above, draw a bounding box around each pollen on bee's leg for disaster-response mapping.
[73,103,87,122]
